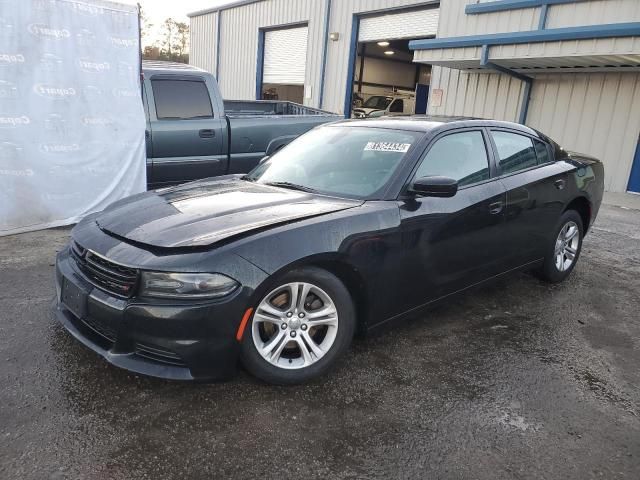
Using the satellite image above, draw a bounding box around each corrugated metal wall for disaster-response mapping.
[429,66,525,121]
[216,0,326,107]
[527,72,640,192]
[190,12,218,75]
[322,0,439,114]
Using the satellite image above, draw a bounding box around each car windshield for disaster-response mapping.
[363,96,393,110]
[245,126,422,198]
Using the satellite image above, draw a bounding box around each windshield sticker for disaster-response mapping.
[364,141,411,153]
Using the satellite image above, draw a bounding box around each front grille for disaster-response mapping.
[71,241,138,298]
[135,342,186,367]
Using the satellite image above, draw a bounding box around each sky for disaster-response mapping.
[119,0,235,46]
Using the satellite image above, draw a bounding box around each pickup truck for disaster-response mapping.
[352,94,416,119]
[142,61,341,187]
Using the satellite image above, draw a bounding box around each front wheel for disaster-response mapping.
[240,267,355,385]
[538,210,584,283]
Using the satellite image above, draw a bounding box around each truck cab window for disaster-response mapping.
[389,100,404,113]
[151,80,214,120]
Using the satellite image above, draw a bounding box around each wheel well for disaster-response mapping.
[564,197,592,232]
[308,259,369,336]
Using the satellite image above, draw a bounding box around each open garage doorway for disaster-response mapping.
[346,4,439,118]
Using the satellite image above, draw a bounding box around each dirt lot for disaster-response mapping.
[1,202,639,479]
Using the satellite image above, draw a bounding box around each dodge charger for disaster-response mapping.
[54,117,604,384]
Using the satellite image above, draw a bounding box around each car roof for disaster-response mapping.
[334,116,540,136]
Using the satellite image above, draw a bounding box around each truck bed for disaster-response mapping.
[224,100,337,117]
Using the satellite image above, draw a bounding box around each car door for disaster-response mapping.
[387,128,507,317]
[488,129,570,269]
[146,75,227,187]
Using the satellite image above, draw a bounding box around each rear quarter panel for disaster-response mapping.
[564,151,605,228]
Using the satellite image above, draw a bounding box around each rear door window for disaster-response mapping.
[151,79,213,119]
[415,130,490,187]
[491,131,537,174]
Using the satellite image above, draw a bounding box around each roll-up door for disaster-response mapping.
[263,26,308,85]
[359,8,439,42]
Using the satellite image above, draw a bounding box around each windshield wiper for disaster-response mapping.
[264,181,317,193]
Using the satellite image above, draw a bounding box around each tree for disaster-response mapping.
[175,22,189,58]
[157,18,189,63]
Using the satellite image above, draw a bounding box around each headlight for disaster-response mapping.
[140,272,239,299]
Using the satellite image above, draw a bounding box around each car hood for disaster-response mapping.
[95,177,362,248]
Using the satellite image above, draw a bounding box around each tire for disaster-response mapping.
[537,210,584,283]
[240,266,356,385]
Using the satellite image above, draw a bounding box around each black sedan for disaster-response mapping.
[54,117,604,384]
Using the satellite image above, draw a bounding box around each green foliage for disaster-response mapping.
[141,15,189,64]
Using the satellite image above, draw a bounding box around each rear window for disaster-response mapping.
[151,79,213,120]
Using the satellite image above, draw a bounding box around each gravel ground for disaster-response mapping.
[0,203,639,479]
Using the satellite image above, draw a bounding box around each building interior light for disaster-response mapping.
[377,41,390,47]
[384,50,394,55]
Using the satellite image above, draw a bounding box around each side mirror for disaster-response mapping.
[409,176,458,198]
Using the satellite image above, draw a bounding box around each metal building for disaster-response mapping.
[189,0,640,193]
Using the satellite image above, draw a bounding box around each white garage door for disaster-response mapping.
[359,8,439,42]
[263,26,308,85]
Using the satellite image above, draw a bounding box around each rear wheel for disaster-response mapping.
[538,210,584,283]
[240,267,355,384]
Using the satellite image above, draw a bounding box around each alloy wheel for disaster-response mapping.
[252,282,339,369]
[554,221,580,272]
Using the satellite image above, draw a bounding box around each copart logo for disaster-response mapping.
[0,116,30,127]
[40,143,81,153]
[112,87,138,98]
[67,2,105,16]
[28,24,71,39]
[110,37,137,48]
[0,53,25,65]
[78,59,110,73]
[34,84,77,99]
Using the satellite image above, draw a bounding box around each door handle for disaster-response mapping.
[145,130,150,139]
[554,179,566,190]
[199,129,215,138]
[489,201,503,215]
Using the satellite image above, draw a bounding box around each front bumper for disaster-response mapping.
[54,247,251,381]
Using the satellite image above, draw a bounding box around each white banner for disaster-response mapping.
[0,0,146,236]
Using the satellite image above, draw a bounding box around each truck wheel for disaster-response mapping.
[538,210,584,283]
[240,267,355,385]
